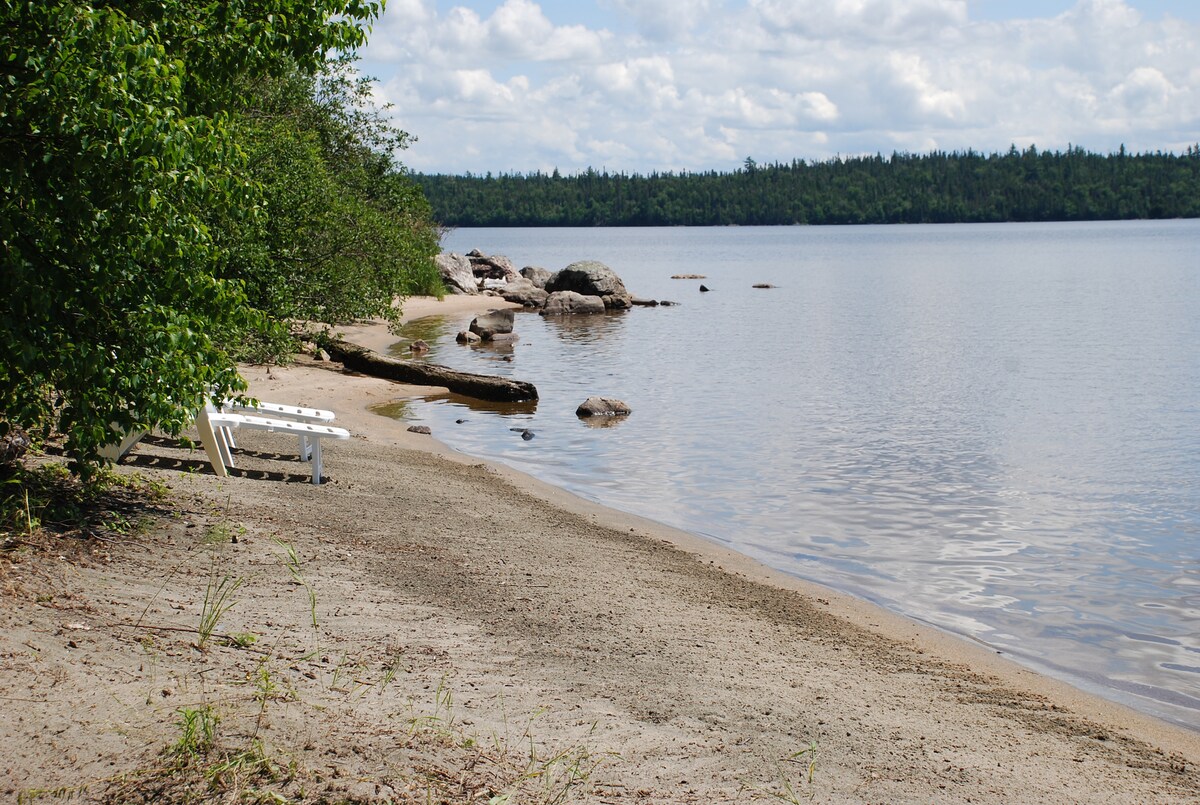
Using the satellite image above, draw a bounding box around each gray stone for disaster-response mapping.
[487,332,520,344]
[456,330,482,344]
[469,308,516,340]
[467,250,521,282]
[631,297,659,307]
[501,277,550,308]
[540,291,606,316]
[576,397,632,417]
[699,284,711,292]
[407,425,432,435]
[521,265,554,288]
[409,340,429,353]
[436,252,479,295]
[546,260,632,309]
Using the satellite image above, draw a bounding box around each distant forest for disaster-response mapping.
[415,145,1200,227]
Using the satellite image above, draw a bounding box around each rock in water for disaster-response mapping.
[576,397,632,417]
[546,260,633,309]
[469,309,516,340]
[541,291,606,316]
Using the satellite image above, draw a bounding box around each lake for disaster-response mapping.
[386,221,1200,730]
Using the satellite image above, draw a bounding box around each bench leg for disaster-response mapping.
[194,408,229,478]
[217,426,236,468]
[310,438,323,484]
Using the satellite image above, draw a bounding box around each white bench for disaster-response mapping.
[196,404,349,485]
[216,400,336,460]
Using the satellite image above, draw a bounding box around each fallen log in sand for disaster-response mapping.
[322,337,538,403]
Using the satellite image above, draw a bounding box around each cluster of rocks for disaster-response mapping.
[436,250,640,431]
[437,250,675,314]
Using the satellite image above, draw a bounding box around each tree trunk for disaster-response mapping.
[323,338,538,403]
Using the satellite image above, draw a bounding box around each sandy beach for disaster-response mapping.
[3,295,1200,803]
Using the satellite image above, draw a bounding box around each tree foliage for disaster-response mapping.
[0,0,437,474]
[220,59,443,344]
[416,146,1200,227]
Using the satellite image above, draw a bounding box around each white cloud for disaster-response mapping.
[1109,66,1177,120]
[600,0,720,40]
[360,0,1200,173]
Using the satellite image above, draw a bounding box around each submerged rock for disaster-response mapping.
[576,397,632,417]
[541,291,606,316]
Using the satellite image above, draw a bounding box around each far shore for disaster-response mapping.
[4,293,1200,802]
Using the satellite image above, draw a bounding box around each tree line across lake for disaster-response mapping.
[416,146,1200,227]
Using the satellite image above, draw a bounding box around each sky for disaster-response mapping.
[357,0,1200,175]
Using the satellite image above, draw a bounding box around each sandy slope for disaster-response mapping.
[2,297,1199,803]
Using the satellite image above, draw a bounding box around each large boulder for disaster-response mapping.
[500,277,549,308]
[546,260,632,309]
[521,265,554,289]
[469,309,516,340]
[467,250,521,283]
[540,291,606,316]
[436,252,478,295]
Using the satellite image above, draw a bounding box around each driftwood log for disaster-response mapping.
[323,338,538,403]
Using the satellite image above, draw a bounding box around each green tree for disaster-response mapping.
[220,58,442,351]
[0,0,381,474]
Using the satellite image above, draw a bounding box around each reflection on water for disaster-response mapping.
[374,221,1200,730]
[370,399,413,419]
[388,316,456,356]
[579,415,629,430]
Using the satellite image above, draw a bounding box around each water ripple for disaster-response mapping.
[383,221,1200,729]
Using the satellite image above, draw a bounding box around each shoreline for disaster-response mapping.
[254,298,1200,758]
[360,296,1200,742]
[4,294,1200,801]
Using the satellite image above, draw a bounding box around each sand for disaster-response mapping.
[3,295,1199,803]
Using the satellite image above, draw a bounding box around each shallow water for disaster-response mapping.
[384,221,1200,729]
